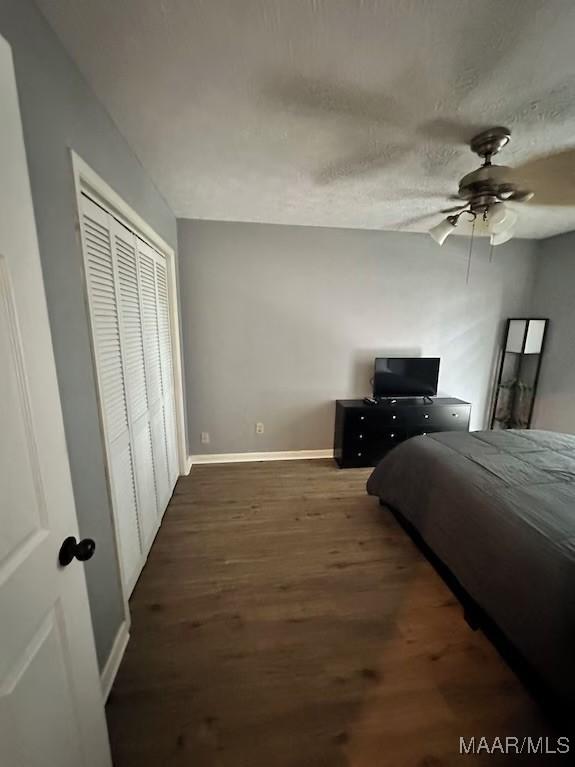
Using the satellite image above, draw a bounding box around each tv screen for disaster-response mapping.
[373,357,440,398]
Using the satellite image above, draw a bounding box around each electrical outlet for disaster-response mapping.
[255,422,264,435]
[201,431,210,444]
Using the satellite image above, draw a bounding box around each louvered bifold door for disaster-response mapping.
[137,238,173,512]
[81,194,179,595]
[80,195,142,592]
[112,219,159,553]
[155,256,179,488]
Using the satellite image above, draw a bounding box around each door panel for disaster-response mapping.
[151,407,170,511]
[138,246,162,409]
[138,239,177,502]
[108,440,141,591]
[82,206,129,444]
[0,607,85,767]
[0,33,111,766]
[155,259,179,486]
[81,196,142,595]
[114,223,148,423]
[0,265,45,565]
[132,422,158,551]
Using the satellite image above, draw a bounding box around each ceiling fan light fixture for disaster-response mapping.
[486,203,518,234]
[429,216,457,245]
[421,128,541,249]
[490,227,515,246]
[486,202,508,228]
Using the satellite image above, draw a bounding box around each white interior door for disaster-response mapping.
[0,34,111,767]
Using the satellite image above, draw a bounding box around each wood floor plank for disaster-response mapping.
[107,459,560,766]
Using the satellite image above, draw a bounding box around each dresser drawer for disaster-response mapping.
[343,428,405,463]
[406,404,470,430]
[345,420,404,444]
[347,408,405,431]
[407,426,444,439]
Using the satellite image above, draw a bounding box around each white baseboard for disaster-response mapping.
[189,449,334,466]
[184,455,193,474]
[101,621,130,701]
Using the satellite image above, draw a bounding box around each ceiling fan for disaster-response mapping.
[429,127,536,246]
[264,72,575,242]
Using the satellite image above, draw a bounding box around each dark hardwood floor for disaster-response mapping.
[107,459,559,766]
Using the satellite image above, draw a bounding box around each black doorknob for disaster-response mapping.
[59,536,96,567]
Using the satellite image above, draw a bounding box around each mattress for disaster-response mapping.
[366,429,575,700]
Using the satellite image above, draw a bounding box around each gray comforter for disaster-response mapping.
[366,429,575,700]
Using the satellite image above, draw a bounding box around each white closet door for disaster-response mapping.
[156,257,179,487]
[80,196,141,592]
[138,239,172,511]
[112,219,159,552]
[80,194,179,596]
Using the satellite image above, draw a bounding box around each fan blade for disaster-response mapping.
[314,144,412,185]
[390,190,460,201]
[263,74,409,128]
[440,205,467,214]
[417,118,489,145]
[394,211,445,230]
[511,148,575,206]
[504,190,535,203]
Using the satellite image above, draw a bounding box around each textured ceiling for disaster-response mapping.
[37,0,575,238]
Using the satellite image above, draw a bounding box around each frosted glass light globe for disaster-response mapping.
[491,228,515,246]
[429,218,456,246]
[487,203,518,234]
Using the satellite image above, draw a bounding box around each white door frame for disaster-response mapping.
[70,151,188,604]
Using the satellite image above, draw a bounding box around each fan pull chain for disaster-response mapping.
[489,241,495,262]
[466,218,476,284]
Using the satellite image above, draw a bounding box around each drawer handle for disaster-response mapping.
[358,434,363,439]
[357,452,362,457]
[390,433,395,438]
[392,415,397,420]
[360,416,365,421]
[452,413,459,417]
[422,432,427,436]
[424,414,429,419]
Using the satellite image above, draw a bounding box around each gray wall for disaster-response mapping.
[0,0,177,669]
[178,220,538,454]
[531,232,575,434]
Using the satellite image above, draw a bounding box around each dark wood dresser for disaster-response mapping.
[334,397,471,468]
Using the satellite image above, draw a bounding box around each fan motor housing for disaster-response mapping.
[458,165,515,208]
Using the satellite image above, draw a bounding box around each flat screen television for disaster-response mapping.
[373,357,440,398]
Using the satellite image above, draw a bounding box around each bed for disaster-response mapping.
[366,429,575,701]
